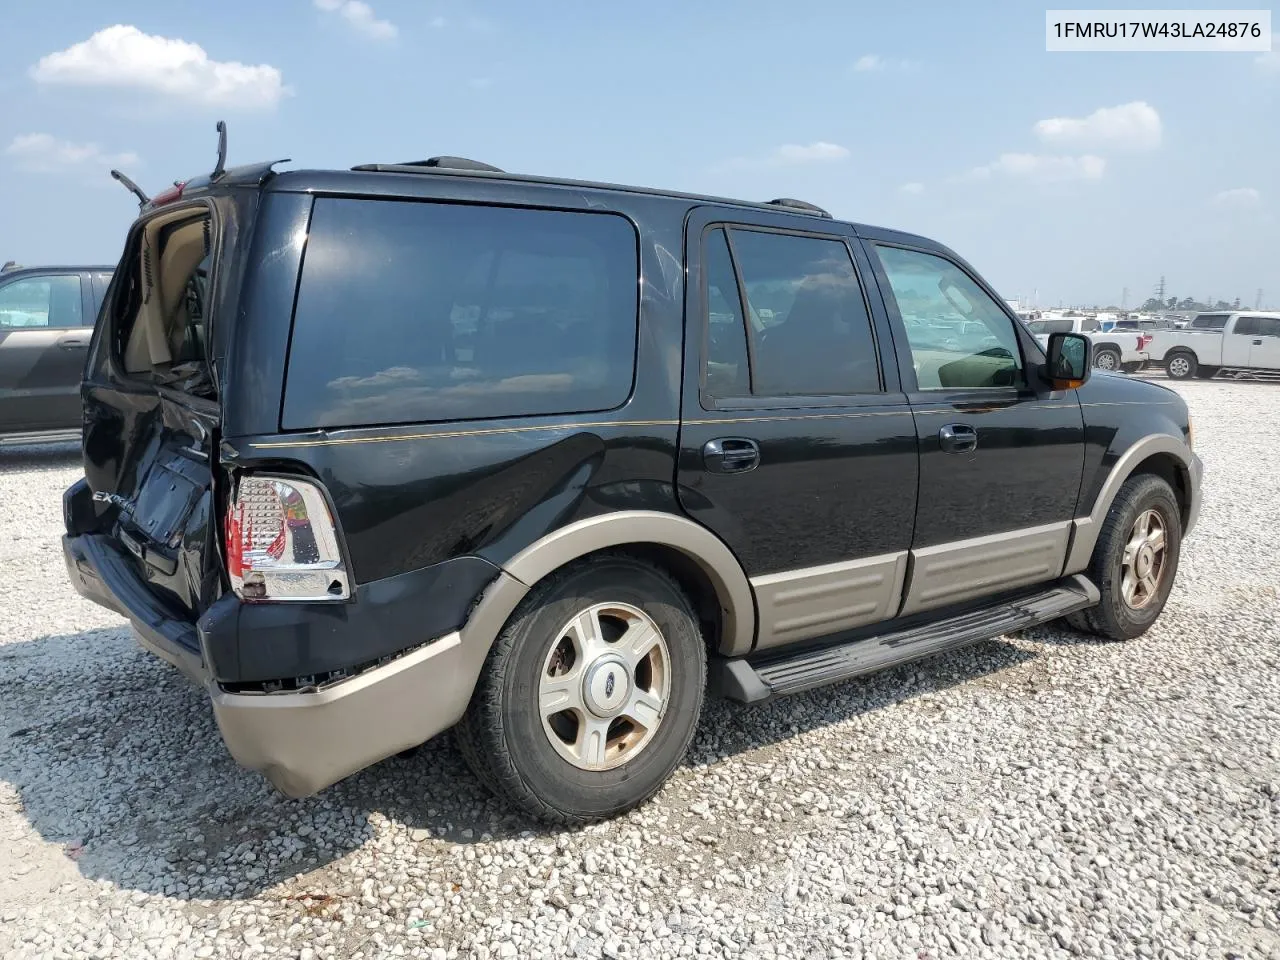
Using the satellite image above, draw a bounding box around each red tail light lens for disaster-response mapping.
[224,475,349,601]
[1138,333,1153,349]
[150,182,186,207]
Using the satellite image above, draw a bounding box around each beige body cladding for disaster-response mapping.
[201,431,1198,797]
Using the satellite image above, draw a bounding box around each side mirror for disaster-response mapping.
[1043,332,1092,390]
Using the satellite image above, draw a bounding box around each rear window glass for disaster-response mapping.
[1190,313,1230,330]
[283,198,639,430]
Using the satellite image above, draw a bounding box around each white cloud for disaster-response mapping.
[1212,187,1261,208]
[720,141,850,171]
[6,133,140,173]
[30,25,286,109]
[315,0,397,40]
[1034,101,1162,152]
[900,181,925,195]
[966,153,1106,183]
[1257,52,1280,74]
[773,142,850,163]
[852,54,916,73]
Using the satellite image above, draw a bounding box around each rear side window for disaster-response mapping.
[1234,316,1260,336]
[702,226,881,399]
[284,199,639,430]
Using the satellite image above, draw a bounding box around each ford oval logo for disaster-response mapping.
[604,672,615,698]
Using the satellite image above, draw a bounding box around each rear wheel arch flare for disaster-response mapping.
[501,511,756,656]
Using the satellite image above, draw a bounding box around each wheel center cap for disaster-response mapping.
[1136,547,1153,576]
[583,656,631,717]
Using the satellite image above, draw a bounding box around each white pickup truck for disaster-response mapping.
[1142,311,1280,380]
[1025,316,1151,373]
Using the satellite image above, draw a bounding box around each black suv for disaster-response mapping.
[63,147,1202,823]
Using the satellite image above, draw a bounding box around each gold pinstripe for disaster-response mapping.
[247,399,1173,449]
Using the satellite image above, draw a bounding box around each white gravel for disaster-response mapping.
[1,379,1278,960]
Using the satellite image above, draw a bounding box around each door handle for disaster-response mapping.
[939,423,978,454]
[703,437,760,474]
[1253,339,1263,346]
[56,335,89,349]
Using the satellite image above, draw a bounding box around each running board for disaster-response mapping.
[713,575,1099,704]
[0,428,81,447]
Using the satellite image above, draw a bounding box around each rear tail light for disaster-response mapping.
[225,475,349,602]
[1138,333,1153,350]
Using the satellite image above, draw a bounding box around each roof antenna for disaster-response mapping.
[110,169,150,209]
[212,120,227,180]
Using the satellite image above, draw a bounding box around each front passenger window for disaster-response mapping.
[0,275,84,329]
[874,245,1023,390]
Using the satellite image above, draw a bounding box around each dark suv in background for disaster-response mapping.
[0,263,113,444]
[62,148,1202,823]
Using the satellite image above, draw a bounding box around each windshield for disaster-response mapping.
[1027,318,1073,335]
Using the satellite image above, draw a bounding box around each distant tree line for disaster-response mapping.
[1138,296,1240,313]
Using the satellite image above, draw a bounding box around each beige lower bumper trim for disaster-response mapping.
[208,569,532,798]
[210,631,466,797]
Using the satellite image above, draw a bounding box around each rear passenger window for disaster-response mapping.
[1234,316,1260,336]
[284,199,639,430]
[701,227,881,399]
[703,229,750,397]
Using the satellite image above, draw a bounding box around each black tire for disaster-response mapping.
[454,553,705,824]
[1093,347,1122,372]
[1065,473,1182,641]
[1165,351,1197,380]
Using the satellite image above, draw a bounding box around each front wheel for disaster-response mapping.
[454,554,706,824]
[1066,474,1182,641]
[1166,352,1197,380]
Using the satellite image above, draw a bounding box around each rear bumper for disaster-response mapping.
[63,531,528,798]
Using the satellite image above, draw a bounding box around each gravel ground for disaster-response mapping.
[1,379,1277,960]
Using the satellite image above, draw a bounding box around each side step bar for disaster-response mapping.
[0,428,81,447]
[714,575,1099,704]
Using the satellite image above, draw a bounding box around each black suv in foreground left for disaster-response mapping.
[63,144,1202,823]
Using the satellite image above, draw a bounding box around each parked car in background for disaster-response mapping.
[1027,315,1148,372]
[62,148,1201,824]
[0,265,113,444]
[1142,312,1280,379]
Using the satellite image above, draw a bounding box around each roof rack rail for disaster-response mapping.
[353,156,504,173]
[767,198,832,218]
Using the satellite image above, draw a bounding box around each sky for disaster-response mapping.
[1,0,1277,308]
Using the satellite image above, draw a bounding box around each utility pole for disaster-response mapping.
[1155,275,1166,302]
[1257,288,1264,310]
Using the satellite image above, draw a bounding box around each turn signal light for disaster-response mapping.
[225,475,349,601]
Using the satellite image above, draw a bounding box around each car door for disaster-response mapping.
[677,207,919,651]
[1244,316,1280,369]
[1220,315,1255,367]
[861,236,1086,617]
[0,271,93,434]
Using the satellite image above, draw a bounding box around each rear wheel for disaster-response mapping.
[1166,351,1197,380]
[1093,347,1122,372]
[454,554,705,824]
[1066,474,1182,641]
